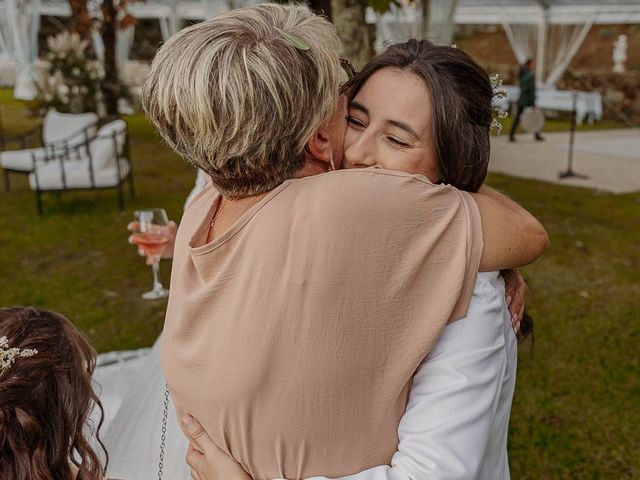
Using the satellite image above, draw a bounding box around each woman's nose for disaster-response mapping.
[345,135,376,169]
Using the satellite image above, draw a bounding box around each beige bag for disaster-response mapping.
[521,106,545,133]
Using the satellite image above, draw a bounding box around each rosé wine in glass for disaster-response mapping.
[130,232,170,261]
[132,209,170,300]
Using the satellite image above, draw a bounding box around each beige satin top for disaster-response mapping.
[162,168,483,480]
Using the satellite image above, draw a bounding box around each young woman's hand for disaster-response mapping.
[182,414,252,480]
[501,269,528,332]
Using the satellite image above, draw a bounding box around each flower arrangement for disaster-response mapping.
[490,73,509,135]
[0,335,38,377]
[35,31,104,114]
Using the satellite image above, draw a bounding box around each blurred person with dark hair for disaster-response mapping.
[509,58,544,142]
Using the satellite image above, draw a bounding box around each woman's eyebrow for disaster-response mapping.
[387,119,419,140]
[349,100,368,115]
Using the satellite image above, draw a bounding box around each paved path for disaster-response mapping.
[489,129,640,193]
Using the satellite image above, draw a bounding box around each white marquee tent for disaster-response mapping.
[0,0,258,99]
[1,0,639,99]
[373,0,640,87]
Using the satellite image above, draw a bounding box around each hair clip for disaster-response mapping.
[275,27,310,51]
[0,336,38,377]
[489,73,508,135]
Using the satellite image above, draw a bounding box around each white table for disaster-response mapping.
[494,86,603,125]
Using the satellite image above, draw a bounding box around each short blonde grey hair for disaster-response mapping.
[141,3,342,197]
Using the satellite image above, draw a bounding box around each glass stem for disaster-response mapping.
[151,261,163,291]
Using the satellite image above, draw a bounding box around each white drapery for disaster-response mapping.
[0,1,13,60]
[372,0,459,53]
[116,25,135,75]
[374,4,420,52]
[425,0,458,45]
[3,0,40,99]
[502,9,594,87]
[502,23,537,65]
[544,19,594,86]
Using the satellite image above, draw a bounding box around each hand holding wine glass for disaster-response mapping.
[128,220,177,264]
[130,208,171,299]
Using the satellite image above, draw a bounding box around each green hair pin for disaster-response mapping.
[275,27,310,51]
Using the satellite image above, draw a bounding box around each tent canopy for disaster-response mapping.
[454,0,640,25]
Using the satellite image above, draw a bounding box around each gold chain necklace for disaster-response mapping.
[209,197,225,231]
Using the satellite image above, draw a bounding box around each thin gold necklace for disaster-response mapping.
[209,197,225,232]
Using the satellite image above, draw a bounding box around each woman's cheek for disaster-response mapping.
[343,128,358,169]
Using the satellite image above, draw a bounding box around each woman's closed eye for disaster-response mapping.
[387,136,411,148]
[346,114,367,129]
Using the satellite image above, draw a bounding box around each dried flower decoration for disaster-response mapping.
[0,336,38,377]
[47,31,88,57]
[275,28,310,51]
[38,30,105,114]
[490,73,509,135]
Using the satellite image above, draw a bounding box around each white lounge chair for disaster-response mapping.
[29,119,135,215]
[0,110,98,190]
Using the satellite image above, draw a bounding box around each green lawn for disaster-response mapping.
[1,89,638,478]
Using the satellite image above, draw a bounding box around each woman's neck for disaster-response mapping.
[207,192,269,242]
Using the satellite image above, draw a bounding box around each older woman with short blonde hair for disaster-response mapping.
[141,4,547,479]
[142,4,342,198]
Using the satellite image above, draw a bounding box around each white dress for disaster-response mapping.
[100,271,515,480]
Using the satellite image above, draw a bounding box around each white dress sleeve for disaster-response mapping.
[184,169,210,209]
[297,272,515,480]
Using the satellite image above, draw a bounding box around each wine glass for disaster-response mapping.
[130,208,170,300]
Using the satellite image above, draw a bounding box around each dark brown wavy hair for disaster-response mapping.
[0,307,107,480]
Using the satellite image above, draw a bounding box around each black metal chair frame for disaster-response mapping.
[31,120,135,215]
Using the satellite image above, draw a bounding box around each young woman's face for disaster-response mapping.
[343,67,440,182]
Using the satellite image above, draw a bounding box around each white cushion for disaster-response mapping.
[0,147,48,171]
[89,120,127,171]
[1,144,92,172]
[29,158,130,191]
[1,111,98,172]
[43,110,98,146]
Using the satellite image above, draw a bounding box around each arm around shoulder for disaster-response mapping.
[472,186,549,271]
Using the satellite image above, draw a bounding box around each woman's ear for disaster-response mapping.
[306,127,332,165]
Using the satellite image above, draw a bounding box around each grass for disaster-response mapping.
[1,89,638,478]
[0,89,195,351]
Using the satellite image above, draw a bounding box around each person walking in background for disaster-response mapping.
[509,58,544,142]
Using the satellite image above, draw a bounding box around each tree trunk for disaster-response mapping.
[101,0,119,116]
[330,0,375,69]
[420,0,430,39]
